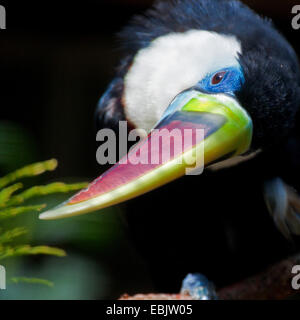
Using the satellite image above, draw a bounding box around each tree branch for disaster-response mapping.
[120,253,300,300]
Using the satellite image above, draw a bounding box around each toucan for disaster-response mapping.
[40,0,300,293]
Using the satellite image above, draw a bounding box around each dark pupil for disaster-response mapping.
[212,71,226,85]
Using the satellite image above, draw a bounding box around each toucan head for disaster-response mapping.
[40,0,300,220]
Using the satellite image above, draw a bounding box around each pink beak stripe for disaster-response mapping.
[69,112,226,204]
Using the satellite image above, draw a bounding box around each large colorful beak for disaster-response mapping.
[40,90,252,220]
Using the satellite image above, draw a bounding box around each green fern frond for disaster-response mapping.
[0,159,57,189]
[0,227,27,244]
[0,204,46,220]
[0,183,23,205]
[0,245,66,261]
[10,277,54,287]
[5,182,87,207]
[0,159,87,289]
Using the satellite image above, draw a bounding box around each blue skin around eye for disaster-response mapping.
[160,66,244,121]
[197,67,245,95]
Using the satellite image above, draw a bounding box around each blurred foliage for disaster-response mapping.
[0,123,152,300]
[10,277,54,287]
[0,159,87,290]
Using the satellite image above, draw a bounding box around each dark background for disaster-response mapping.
[0,0,300,299]
[1,0,299,179]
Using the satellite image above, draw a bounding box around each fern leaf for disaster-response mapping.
[0,159,77,289]
[0,245,66,260]
[0,227,28,244]
[10,277,54,287]
[5,182,88,207]
[0,204,46,220]
[0,159,57,189]
[0,183,23,206]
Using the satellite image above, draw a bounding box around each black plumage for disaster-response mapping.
[98,0,300,149]
[95,0,300,292]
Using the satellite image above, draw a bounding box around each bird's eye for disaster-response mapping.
[197,67,244,94]
[211,71,227,85]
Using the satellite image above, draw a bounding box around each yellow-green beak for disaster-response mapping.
[39,90,252,220]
